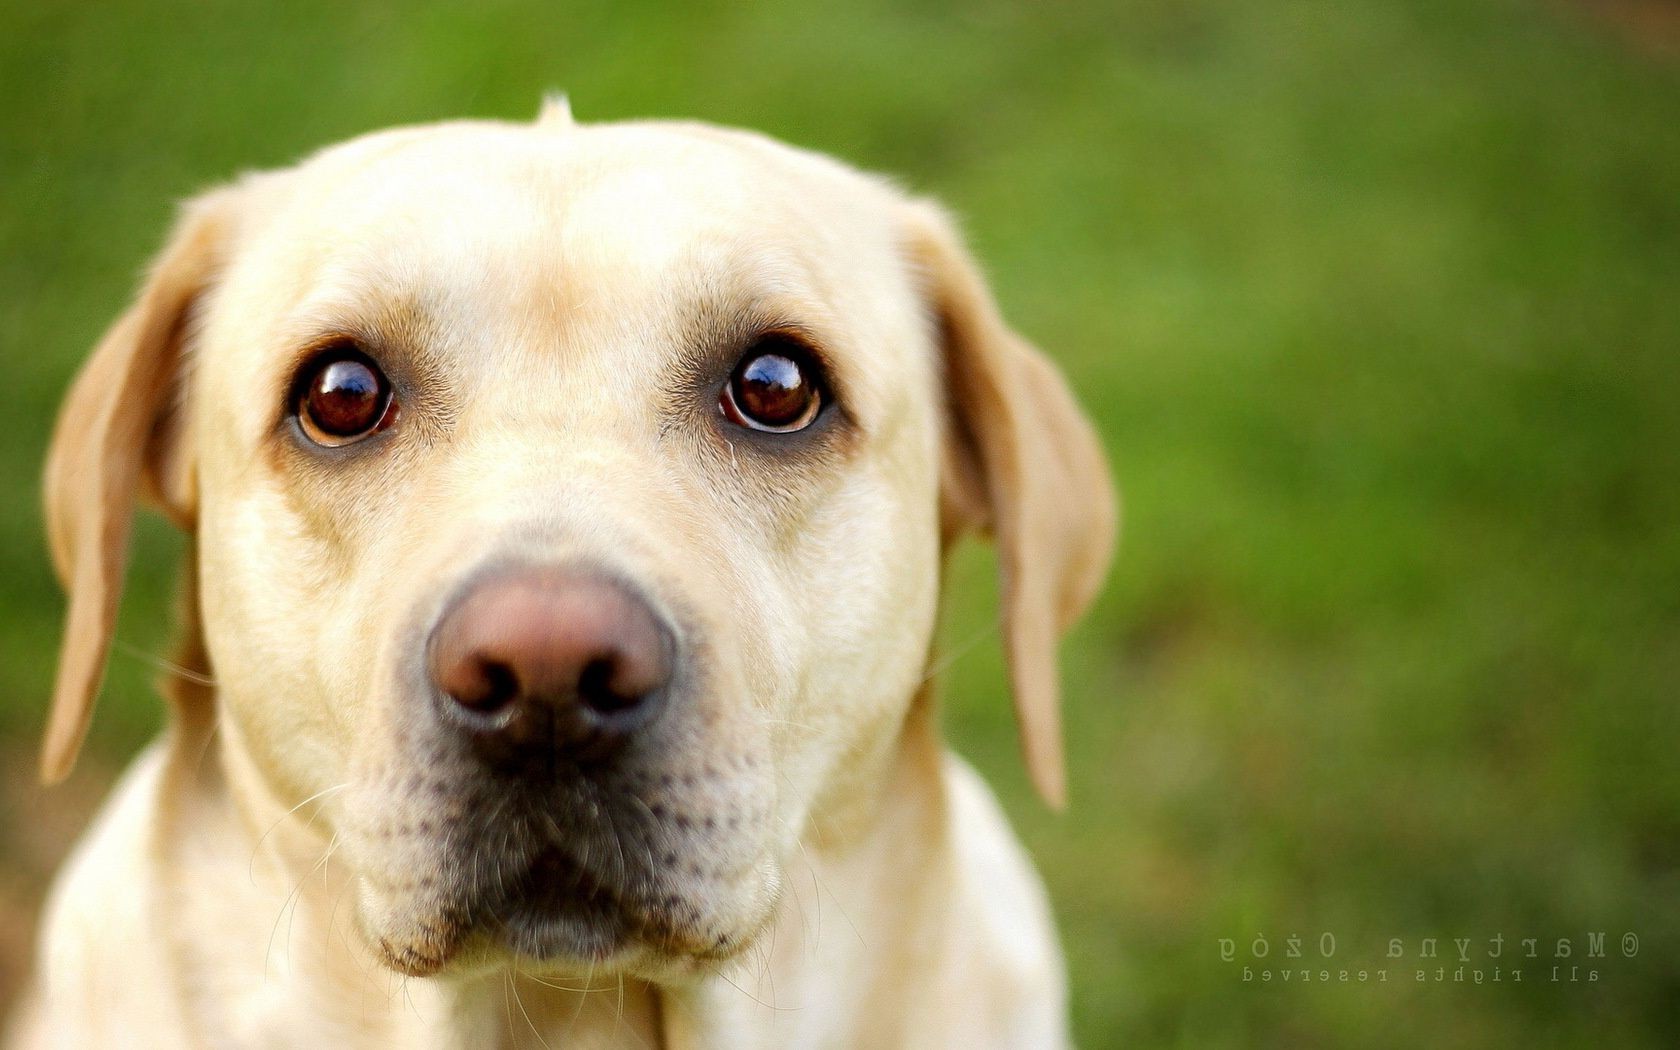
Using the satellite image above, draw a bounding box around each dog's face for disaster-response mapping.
[41,110,1114,980]
[199,117,949,976]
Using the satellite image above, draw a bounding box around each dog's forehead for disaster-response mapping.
[261,120,900,286]
[194,117,934,470]
[203,119,930,411]
[199,119,932,449]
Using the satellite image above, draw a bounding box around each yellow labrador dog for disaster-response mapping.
[9,99,1113,1049]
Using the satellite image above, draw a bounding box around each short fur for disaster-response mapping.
[10,111,1114,1049]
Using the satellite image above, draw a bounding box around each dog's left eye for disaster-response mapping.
[720,336,825,433]
[293,346,396,446]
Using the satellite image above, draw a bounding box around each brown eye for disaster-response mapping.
[721,338,823,433]
[295,349,395,446]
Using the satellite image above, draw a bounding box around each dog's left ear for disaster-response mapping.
[39,187,241,783]
[905,201,1118,810]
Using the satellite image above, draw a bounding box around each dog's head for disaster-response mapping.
[41,107,1114,978]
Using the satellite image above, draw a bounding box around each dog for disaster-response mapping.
[7,98,1114,1048]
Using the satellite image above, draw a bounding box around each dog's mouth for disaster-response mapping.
[495,847,637,962]
[490,846,741,965]
[363,820,766,978]
[351,684,782,979]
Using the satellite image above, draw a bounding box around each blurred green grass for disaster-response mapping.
[3,0,1678,1045]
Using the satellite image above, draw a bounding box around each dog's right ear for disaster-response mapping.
[39,188,241,783]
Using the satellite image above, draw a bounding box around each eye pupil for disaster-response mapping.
[298,351,392,444]
[308,360,381,435]
[724,342,821,432]
[738,355,806,423]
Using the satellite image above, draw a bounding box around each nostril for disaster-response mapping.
[437,653,522,714]
[577,656,639,715]
[466,658,520,713]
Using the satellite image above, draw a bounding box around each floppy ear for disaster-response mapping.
[39,189,237,783]
[906,201,1118,810]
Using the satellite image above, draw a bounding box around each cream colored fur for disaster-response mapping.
[10,108,1114,1049]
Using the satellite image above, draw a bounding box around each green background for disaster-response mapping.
[2,1,1677,1045]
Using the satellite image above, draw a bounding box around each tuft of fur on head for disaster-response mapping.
[536,92,576,129]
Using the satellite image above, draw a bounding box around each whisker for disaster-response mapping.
[754,718,819,731]
[705,962,798,1013]
[191,714,222,779]
[521,973,601,994]
[503,971,517,1048]
[791,830,865,953]
[562,960,596,1038]
[510,962,553,1050]
[264,829,341,982]
[112,637,217,686]
[248,783,353,884]
[919,613,1003,685]
[615,974,625,1038]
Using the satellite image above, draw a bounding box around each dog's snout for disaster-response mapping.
[427,568,674,766]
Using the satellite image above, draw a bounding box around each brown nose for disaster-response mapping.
[427,568,674,768]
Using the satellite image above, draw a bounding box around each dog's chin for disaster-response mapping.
[493,847,732,971]
[360,847,771,981]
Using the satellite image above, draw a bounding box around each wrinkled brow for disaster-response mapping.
[275,256,458,352]
[269,237,853,394]
[658,240,851,378]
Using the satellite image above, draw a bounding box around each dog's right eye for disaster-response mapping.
[293,347,396,447]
